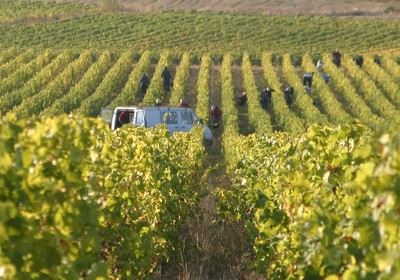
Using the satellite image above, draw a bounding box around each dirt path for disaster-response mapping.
[61,0,400,17]
[152,62,262,279]
[113,0,400,17]
[196,64,260,280]
[231,65,251,135]
[186,65,200,107]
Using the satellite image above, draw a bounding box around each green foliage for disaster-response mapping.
[0,49,54,97]
[261,52,304,133]
[241,52,272,134]
[216,123,400,279]
[0,115,206,279]
[42,50,116,116]
[1,7,400,56]
[141,51,172,105]
[0,115,108,279]
[220,53,241,169]
[1,1,400,278]
[342,54,400,129]
[169,52,191,106]
[0,0,97,22]
[322,52,386,132]
[362,55,400,110]
[0,49,78,116]
[74,49,135,117]
[195,53,212,122]
[301,53,353,125]
[13,50,96,119]
[99,124,205,278]
[281,53,328,126]
[109,50,151,107]
[0,49,35,80]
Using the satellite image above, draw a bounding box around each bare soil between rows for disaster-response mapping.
[85,0,400,18]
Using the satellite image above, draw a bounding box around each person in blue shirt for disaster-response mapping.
[304,85,312,96]
[303,72,314,87]
[321,73,330,83]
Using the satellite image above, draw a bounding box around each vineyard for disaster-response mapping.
[1,1,400,279]
[1,1,400,57]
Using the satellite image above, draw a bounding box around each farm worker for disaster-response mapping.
[284,86,294,106]
[139,72,150,95]
[374,57,381,66]
[178,99,190,108]
[260,87,274,109]
[237,92,247,106]
[304,85,312,96]
[316,60,324,72]
[210,105,222,127]
[321,73,330,83]
[355,55,363,67]
[303,72,314,87]
[161,66,173,93]
[118,110,130,126]
[332,49,342,67]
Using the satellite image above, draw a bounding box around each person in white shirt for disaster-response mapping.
[316,60,323,72]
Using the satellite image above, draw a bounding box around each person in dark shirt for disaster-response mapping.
[161,66,173,93]
[284,86,294,106]
[332,49,342,67]
[260,87,274,109]
[237,92,247,106]
[355,55,364,68]
[139,72,150,95]
[374,56,381,66]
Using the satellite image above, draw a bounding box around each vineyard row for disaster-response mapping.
[1,49,400,133]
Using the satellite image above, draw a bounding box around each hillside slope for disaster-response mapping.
[67,0,400,16]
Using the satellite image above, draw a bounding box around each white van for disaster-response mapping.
[100,106,213,141]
